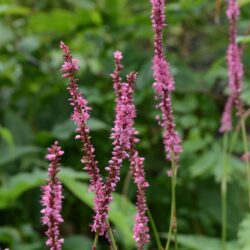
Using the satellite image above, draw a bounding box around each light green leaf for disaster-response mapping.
[0,168,87,209]
[238,0,250,7]
[0,170,46,208]
[168,234,237,250]
[61,177,136,247]
[0,22,14,47]
[238,213,250,250]
[237,36,250,44]
[0,5,30,15]
[0,126,13,146]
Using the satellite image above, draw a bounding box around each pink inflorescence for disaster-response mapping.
[150,0,182,162]
[92,55,138,235]
[124,72,150,249]
[60,42,107,234]
[41,141,64,250]
[220,0,244,133]
[220,95,234,133]
[130,147,150,249]
[60,44,139,236]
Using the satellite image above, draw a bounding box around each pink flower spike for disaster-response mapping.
[150,0,182,162]
[127,71,150,249]
[92,56,138,235]
[41,141,64,250]
[130,151,150,250]
[220,95,234,133]
[60,42,107,235]
[220,0,244,132]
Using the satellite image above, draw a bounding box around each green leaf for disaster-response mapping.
[87,118,108,131]
[0,5,30,15]
[0,170,46,208]
[52,120,76,140]
[28,9,78,35]
[0,146,41,167]
[61,177,136,247]
[238,213,250,250]
[0,22,14,47]
[237,36,250,44]
[189,150,218,178]
[64,235,92,250]
[66,0,95,9]
[4,111,34,145]
[59,167,89,180]
[0,126,14,146]
[0,168,87,209]
[239,0,250,7]
[52,118,108,140]
[172,234,237,250]
[0,226,21,244]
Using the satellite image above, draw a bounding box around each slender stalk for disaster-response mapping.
[240,119,250,208]
[228,129,239,154]
[165,152,177,250]
[221,133,228,250]
[107,220,118,250]
[147,207,164,250]
[174,228,178,250]
[93,233,99,250]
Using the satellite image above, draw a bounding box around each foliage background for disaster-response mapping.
[0,0,250,249]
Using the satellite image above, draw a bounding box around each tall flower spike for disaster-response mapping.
[130,150,150,250]
[41,141,64,250]
[128,73,150,249]
[150,0,182,162]
[220,0,244,132]
[60,42,106,234]
[92,52,138,235]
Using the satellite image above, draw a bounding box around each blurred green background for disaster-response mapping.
[1,0,250,249]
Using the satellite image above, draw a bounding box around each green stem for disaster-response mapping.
[228,129,239,154]
[174,228,178,250]
[147,207,164,250]
[107,220,118,250]
[165,153,177,250]
[221,132,228,250]
[240,119,250,208]
[93,233,99,249]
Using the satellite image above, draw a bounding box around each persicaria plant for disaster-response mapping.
[39,0,249,250]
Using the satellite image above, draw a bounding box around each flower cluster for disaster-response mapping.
[92,54,138,235]
[150,0,182,162]
[220,0,244,133]
[131,152,150,250]
[130,138,150,250]
[41,141,64,250]
[60,44,145,239]
[60,42,107,234]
